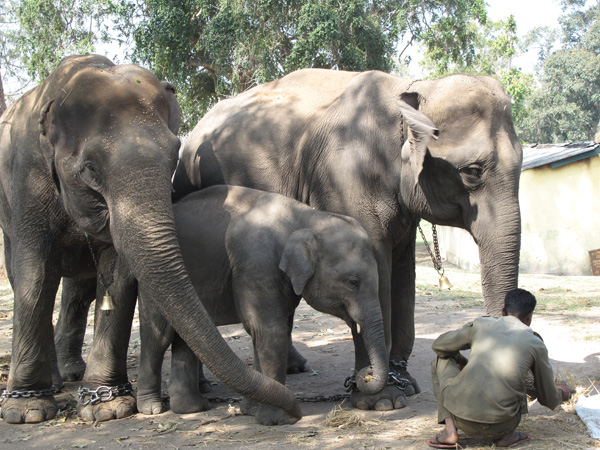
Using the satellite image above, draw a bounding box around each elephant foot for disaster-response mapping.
[78,394,137,422]
[137,392,166,415]
[198,373,212,394]
[240,397,300,425]
[287,346,311,374]
[0,395,58,424]
[390,360,421,396]
[51,366,64,393]
[58,358,86,382]
[351,385,407,411]
[169,391,211,414]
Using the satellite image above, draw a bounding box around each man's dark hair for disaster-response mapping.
[504,288,537,318]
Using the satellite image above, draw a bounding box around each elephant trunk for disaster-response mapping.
[109,171,302,421]
[471,200,521,317]
[351,303,388,395]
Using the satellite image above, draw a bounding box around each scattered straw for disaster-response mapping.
[323,402,381,430]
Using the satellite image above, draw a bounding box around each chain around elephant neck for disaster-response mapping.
[84,232,117,292]
[417,221,444,275]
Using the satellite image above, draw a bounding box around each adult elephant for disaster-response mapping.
[0,55,301,424]
[173,69,522,411]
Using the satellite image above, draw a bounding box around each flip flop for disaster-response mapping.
[496,431,531,448]
[427,435,458,449]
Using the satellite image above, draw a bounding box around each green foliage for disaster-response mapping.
[418,0,487,77]
[500,68,534,126]
[129,0,488,133]
[422,15,534,132]
[518,2,600,143]
[1,0,131,84]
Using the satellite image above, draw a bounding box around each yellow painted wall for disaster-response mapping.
[438,154,600,275]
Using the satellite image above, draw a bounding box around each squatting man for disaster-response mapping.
[428,288,575,448]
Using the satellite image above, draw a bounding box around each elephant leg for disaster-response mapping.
[3,234,14,288]
[136,291,175,414]
[78,250,138,422]
[286,312,310,374]
[197,360,212,393]
[55,277,96,382]
[389,235,420,396]
[168,333,210,414]
[350,245,407,411]
[240,309,292,426]
[2,245,61,424]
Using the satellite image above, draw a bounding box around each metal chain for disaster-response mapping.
[0,386,56,404]
[84,233,117,291]
[78,382,133,406]
[343,369,410,394]
[185,366,413,404]
[417,222,444,275]
[205,393,352,404]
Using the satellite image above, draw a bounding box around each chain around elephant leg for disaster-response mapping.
[0,387,58,423]
[390,360,420,396]
[345,370,408,411]
[77,383,136,421]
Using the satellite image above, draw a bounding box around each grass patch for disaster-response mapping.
[532,288,600,314]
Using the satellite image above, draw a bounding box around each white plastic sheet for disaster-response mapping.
[575,394,600,439]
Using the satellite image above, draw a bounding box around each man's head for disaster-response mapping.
[502,288,537,326]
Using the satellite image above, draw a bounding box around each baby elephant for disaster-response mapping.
[137,185,388,425]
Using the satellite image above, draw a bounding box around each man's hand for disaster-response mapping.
[557,381,576,402]
[455,353,469,370]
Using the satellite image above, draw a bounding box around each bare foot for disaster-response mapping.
[427,427,458,448]
[495,431,531,448]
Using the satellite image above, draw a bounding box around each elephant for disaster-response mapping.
[172,69,523,411]
[0,54,301,424]
[136,185,389,425]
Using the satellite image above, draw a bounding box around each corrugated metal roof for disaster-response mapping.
[522,141,600,170]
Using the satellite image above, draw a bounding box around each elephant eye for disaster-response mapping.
[81,161,102,190]
[459,164,483,182]
[346,276,361,291]
[84,162,97,173]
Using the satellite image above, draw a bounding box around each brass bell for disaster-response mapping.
[100,293,115,315]
[438,273,453,290]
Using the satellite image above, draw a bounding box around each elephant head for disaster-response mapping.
[279,218,388,394]
[398,75,522,316]
[37,56,301,420]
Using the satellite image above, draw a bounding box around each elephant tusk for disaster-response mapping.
[356,323,361,334]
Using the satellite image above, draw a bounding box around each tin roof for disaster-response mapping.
[522,141,600,170]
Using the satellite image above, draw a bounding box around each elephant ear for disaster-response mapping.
[279,229,318,296]
[38,99,61,192]
[398,92,439,186]
[161,81,182,135]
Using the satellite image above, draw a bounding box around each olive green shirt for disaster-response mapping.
[432,315,562,424]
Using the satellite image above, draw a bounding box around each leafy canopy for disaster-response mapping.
[519,0,600,143]
[421,14,534,128]
[130,0,487,132]
[1,0,132,86]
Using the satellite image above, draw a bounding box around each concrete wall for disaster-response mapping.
[438,154,600,276]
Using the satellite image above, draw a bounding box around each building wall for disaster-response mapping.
[438,154,600,275]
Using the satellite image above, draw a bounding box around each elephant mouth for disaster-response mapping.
[76,207,112,243]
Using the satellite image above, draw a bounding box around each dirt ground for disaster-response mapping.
[0,246,599,450]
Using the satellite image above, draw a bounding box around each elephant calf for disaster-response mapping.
[137,185,390,425]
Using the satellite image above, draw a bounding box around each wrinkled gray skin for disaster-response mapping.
[137,185,391,424]
[0,55,301,424]
[173,69,523,411]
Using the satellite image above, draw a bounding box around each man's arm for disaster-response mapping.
[432,322,474,359]
[531,343,564,410]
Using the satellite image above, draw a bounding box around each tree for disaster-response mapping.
[518,1,600,143]
[0,0,133,106]
[130,0,487,132]
[421,15,534,128]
